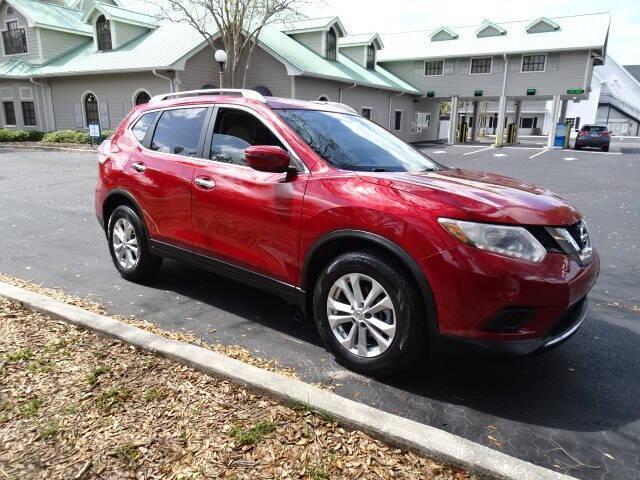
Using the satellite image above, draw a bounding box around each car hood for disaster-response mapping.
[356,168,581,225]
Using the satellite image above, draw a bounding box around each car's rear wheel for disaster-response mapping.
[312,251,426,376]
[107,205,162,282]
[602,145,609,152]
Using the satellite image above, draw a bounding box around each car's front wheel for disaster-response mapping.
[107,205,162,282]
[313,251,426,376]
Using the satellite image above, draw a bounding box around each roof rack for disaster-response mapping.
[310,101,358,114]
[149,89,266,103]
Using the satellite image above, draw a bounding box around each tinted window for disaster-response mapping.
[3,101,15,125]
[150,107,208,157]
[582,125,606,132]
[21,101,36,126]
[210,108,283,166]
[277,109,441,172]
[132,111,158,142]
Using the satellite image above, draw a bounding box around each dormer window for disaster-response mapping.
[2,21,27,55]
[526,17,560,34]
[430,27,458,42]
[96,15,112,51]
[476,21,506,38]
[366,44,376,69]
[6,6,14,15]
[326,28,337,61]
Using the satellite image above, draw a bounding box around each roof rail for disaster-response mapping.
[149,89,266,103]
[310,101,358,114]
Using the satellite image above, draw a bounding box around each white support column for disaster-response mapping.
[495,95,507,146]
[471,100,479,142]
[559,99,568,122]
[513,100,522,144]
[547,94,561,147]
[448,96,459,144]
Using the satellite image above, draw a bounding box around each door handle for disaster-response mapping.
[194,177,216,190]
[131,162,146,173]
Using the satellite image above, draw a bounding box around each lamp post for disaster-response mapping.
[215,49,227,89]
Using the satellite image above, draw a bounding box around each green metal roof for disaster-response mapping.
[281,16,338,33]
[33,22,203,76]
[82,2,158,28]
[258,25,420,94]
[6,0,92,35]
[0,58,36,77]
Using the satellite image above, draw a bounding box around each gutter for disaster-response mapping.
[152,69,174,93]
[388,91,404,130]
[339,82,357,103]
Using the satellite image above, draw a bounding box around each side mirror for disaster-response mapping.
[244,145,290,173]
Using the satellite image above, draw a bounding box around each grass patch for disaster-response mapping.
[85,365,109,386]
[96,387,131,411]
[144,387,164,402]
[27,357,53,373]
[227,420,276,446]
[45,338,69,353]
[309,464,329,480]
[6,348,33,362]
[20,398,42,418]
[38,420,60,440]
[288,400,334,422]
[115,442,140,463]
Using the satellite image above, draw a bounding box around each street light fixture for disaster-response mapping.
[215,49,227,88]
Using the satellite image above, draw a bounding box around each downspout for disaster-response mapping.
[30,77,49,132]
[388,91,404,129]
[339,82,357,103]
[153,69,174,93]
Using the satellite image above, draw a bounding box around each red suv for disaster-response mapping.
[96,89,599,375]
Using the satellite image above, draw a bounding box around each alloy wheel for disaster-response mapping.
[326,273,397,358]
[112,217,139,269]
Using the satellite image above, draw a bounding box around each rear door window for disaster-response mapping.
[583,125,606,132]
[150,107,208,157]
[131,111,158,143]
[209,108,283,166]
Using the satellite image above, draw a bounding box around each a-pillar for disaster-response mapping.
[547,94,561,147]
[470,100,479,142]
[448,96,459,144]
[512,100,522,144]
[495,95,508,146]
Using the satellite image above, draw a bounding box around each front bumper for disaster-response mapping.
[421,244,600,354]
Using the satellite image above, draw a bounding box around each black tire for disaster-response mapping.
[107,205,162,282]
[602,146,609,152]
[574,144,581,150]
[312,251,427,377]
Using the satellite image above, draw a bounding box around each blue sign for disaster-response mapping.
[554,122,567,148]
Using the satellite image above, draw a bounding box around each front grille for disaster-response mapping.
[565,221,589,250]
[526,226,563,253]
[526,221,593,266]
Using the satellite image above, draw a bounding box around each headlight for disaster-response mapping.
[438,218,546,263]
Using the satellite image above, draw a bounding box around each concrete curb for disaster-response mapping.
[0,143,96,152]
[0,281,576,480]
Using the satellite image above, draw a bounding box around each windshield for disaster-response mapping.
[276,109,442,172]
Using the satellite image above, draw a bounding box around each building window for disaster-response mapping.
[96,15,112,51]
[3,101,16,125]
[21,101,36,126]
[470,57,492,74]
[2,21,27,55]
[6,6,14,15]
[394,110,403,131]
[520,117,538,129]
[416,112,430,128]
[326,28,337,61]
[366,44,376,69]
[424,60,444,76]
[134,91,151,105]
[522,54,546,72]
[566,116,580,131]
[361,107,372,120]
[84,93,99,126]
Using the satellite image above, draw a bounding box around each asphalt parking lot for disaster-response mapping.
[1,141,639,479]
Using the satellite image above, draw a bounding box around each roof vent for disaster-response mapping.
[430,26,458,42]
[526,17,560,34]
[476,21,507,38]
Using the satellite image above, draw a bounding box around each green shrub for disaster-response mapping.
[0,129,44,142]
[42,130,90,144]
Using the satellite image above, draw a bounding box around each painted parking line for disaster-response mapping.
[463,146,494,156]
[493,153,507,157]
[432,150,446,154]
[564,157,578,161]
[529,149,548,159]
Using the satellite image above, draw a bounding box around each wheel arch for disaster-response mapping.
[102,189,146,237]
[301,230,438,336]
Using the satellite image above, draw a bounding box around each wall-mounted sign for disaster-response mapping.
[526,88,536,96]
[567,89,585,95]
[426,91,435,97]
[474,90,483,97]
